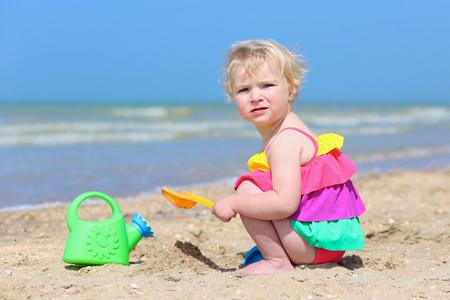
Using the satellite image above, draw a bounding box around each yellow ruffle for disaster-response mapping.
[247,152,269,172]
[246,133,344,172]
[316,133,344,156]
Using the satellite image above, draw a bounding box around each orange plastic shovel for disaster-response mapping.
[161,187,214,209]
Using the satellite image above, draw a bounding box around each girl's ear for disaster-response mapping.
[289,85,298,101]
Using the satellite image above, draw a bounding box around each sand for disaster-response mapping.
[1,168,449,299]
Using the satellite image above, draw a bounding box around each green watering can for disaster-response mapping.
[63,191,154,266]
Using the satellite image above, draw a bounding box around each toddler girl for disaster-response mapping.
[211,39,365,275]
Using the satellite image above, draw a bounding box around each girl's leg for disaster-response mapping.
[272,218,315,265]
[240,215,295,275]
[237,180,315,275]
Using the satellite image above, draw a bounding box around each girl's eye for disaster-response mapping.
[263,84,274,88]
[237,88,248,93]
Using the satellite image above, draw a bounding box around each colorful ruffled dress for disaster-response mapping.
[234,128,365,251]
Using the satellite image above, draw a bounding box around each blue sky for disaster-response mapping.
[1,1,449,103]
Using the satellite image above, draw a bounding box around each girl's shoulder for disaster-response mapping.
[277,126,316,139]
[267,127,318,166]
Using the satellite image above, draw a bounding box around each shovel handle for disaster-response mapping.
[185,191,236,218]
[182,191,214,208]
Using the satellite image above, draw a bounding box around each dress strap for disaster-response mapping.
[266,127,319,167]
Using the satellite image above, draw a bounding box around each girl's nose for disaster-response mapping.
[250,88,262,102]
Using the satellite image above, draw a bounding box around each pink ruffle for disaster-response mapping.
[234,149,357,195]
[234,169,273,191]
[301,149,357,195]
[289,180,365,222]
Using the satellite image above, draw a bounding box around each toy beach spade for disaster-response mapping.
[161,187,235,218]
[161,187,214,209]
[63,191,153,266]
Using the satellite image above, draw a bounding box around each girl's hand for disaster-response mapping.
[211,195,236,222]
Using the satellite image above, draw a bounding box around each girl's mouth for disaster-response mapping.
[251,107,267,114]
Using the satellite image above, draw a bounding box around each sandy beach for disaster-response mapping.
[1,168,449,299]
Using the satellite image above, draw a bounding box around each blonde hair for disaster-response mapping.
[221,39,308,101]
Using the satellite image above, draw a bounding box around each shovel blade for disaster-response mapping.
[161,187,197,209]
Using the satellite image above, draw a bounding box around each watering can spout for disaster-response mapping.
[127,214,154,252]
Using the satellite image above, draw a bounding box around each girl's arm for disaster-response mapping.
[212,130,314,222]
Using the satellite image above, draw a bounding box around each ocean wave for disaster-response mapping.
[0,120,254,146]
[330,126,411,135]
[0,120,245,133]
[352,145,450,164]
[108,106,193,119]
[303,106,450,127]
[0,201,66,212]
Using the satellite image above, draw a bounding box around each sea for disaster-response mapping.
[1,99,449,210]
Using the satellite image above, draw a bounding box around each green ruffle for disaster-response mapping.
[291,217,364,251]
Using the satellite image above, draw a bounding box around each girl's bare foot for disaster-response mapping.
[239,259,295,276]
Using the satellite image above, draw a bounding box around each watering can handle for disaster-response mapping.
[66,191,122,232]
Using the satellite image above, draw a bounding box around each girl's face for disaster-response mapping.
[231,61,297,128]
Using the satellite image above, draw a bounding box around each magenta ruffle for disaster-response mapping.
[289,180,365,222]
[234,149,357,195]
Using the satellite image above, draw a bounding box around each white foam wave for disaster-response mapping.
[333,126,411,135]
[109,107,168,118]
[304,106,450,127]
[108,106,193,118]
[0,201,66,212]
[0,120,252,146]
[352,145,450,164]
